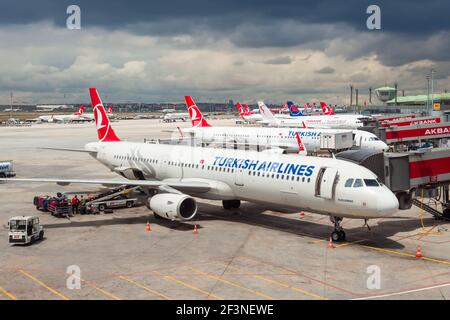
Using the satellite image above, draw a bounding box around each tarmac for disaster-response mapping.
[1,119,450,300]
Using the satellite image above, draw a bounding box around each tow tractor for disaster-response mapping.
[8,216,44,245]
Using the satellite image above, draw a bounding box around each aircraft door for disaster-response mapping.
[235,168,244,186]
[315,167,338,199]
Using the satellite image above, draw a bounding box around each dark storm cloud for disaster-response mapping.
[0,0,449,66]
[1,0,448,36]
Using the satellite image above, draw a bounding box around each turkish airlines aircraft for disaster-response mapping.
[261,102,366,129]
[236,102,290,123]
[1,88,399,242]
[182,96,388,152]
[36,105,87,123]
[81,105,113,121]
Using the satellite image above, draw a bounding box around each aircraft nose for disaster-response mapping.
[377,191,399,216]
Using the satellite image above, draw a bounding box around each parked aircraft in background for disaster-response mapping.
[1,88,398,242]
[182,96,387,152]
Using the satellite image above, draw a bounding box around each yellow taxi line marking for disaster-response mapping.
[81,278,121,300]
[190,268,273,300]
[219,262,325,300]
[253,275,327,300]
[18,269,69,300]
[0,286,17,300]
[360,245,450,266]
[153,271,224,300]
[118,276,171,300]
[334,239,366,248]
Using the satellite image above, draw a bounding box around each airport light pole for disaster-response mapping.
[431,68,436,112]
[426,75,430,115]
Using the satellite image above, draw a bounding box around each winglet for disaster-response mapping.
[89,88,120,142]
[184,96,211,127]
[295,132,307,155]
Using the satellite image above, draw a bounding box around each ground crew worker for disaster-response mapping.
[71,195,79,214]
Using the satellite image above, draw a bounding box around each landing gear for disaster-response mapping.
[330,216,346,242]
[222,200,240,210]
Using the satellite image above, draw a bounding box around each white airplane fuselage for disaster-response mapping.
[183,126,388,152]
[87,141,398,219]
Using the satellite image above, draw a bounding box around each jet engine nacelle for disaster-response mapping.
[147,193,197,221]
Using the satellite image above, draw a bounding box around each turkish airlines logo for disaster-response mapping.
[94,103,110,141]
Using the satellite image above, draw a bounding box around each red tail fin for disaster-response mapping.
[107,105,113,114]
[89,88,120,142]
[320,101,334,115]
[74,104,85,115]
[184,96,211,127]
[243,103,253,115]
[236,102,246,116]
[295,132,307,155]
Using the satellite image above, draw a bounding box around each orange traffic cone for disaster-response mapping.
[193,224,198,234]
[328,237,334,249]
[146,221,151,233]
[299,211,305,218]
[416,244,422,258]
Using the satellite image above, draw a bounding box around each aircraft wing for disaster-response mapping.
[0,178,211,193]
[38,147,97,153]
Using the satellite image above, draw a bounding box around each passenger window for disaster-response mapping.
[345,179,354,187]
[353,179,364,188]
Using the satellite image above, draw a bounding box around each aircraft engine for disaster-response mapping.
[147,193,197,221]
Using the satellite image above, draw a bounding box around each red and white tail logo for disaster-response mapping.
[74,104,85,115]
[107,105,113,114]
[243,103,253,115]
[184,96,211,127]
[89,88,120,142]
[236,102,245,116]
[320,101,334,115]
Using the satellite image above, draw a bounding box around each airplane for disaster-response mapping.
[236,102,290,123]
[162,112,189,123]
[81,105,113,121]
[35,105,88,123]
[265,102,367,129]
[182,96,388,152]
[0,88,399,242]
[36,104,73,111]
[3,108,22,112]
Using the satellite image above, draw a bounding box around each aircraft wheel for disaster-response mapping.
[39,231,44,240]
[331,230,345,242]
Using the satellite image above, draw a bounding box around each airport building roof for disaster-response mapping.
[387,93,450,105]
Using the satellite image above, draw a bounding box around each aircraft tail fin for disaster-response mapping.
[320,101,334,115]
[243,103,253,115]
[74,104,85,116]
[107,105,113,114]
[287,101,303,117]
[236,102,246,117]
[258,101,279,126]
[89,88,121,142]
[184,96,211,127]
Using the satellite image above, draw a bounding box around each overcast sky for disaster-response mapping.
[1,0,449,104]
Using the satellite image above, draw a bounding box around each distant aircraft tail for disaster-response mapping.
[74,104,85,116]
[184,96,211,127]
[258,101,279,126]
[287,101,303,117]
[107,105,113,114]
[236,102,247,117]
[89,88,121,142]
[320,101,334,115]
[243,103,253,115]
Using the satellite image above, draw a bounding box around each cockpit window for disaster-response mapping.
[376,178,384,186]
[353,179,364,188]
[364,179,380,187]
[345,178,354,187]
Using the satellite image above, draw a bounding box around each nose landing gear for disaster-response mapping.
[330,216,346,242]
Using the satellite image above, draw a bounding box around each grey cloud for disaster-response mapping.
[263,56,293,65]
[315,66,335,74]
